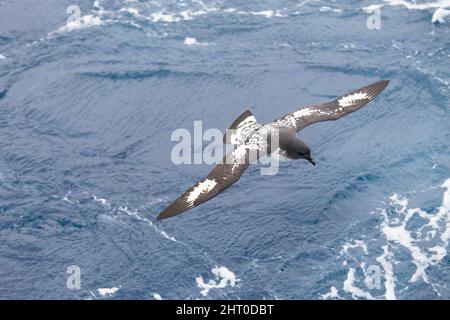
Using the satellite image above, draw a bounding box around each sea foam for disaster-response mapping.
[152,293,163,300]
[196,266,239,297]
[432,7,450,22]
[365,0,450,23]
[97,287,120,297]
[56,15,104,33]
[339,178,450,299]
[320,286,341,300]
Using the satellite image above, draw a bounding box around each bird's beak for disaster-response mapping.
[307,157,316,166]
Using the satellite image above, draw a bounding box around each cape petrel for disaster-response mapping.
[157,80,389,220]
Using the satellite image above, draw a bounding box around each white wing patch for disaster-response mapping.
[187,179,217,203]
[237,115,257,128]
[231,145,248,162]
[292,107,315,118]
[274,107,326,128]
[338,92,368,108]
[229,115,259,145]
[229,144,250,173]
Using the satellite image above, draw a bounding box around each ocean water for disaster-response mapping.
[0,0,449,300]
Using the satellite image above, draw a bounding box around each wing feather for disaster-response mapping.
[156,146,250,220]
[272,80,389,131]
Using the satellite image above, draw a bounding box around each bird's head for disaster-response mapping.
[292,139,315,166]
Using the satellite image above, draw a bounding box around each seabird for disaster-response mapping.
[157,80,389,220]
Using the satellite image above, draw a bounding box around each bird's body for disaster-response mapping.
[157,80,390,220]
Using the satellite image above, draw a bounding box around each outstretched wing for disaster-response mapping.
[156,146,250,220]
[223,110,261,145]
[272,80,389,132]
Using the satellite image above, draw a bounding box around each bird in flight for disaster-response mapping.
[157,80,390,220]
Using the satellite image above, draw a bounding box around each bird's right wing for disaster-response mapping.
[272,80,389,132]
[156,146,251,220]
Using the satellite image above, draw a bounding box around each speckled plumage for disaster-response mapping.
[157,80,389,220]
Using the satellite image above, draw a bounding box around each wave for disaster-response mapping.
[17,0,447,54]
[44,0,332,39]
[62,191,176,242]
[320,286,341,299]
[432,7,450,22]
[53,14,104,34]
[184,37,209,46]
[77,68,213,81]
[97,286,120,297]
[343,268,376,300]
[6,0,447,52]
[333,178,450,299]
[364,0,450,23]
[196,266,240,297]
[152,293,163,300]
[88,286,121,299]
[380,181,450,284]
[60,191,244,299]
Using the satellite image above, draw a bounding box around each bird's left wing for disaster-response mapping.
[156,146,250,220]
[272,80,389,132]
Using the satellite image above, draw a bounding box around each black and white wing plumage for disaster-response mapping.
[272,80,389,131]
[156,146,250,220]
[223,110,261,145]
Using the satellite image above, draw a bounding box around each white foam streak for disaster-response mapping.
[339,178,450,299]
[381,207,429,283]
[196,266,239,297]
[383,0,450,10]
[429,179,450,230]
[320,286,341,299]
[374,0,450,23]
[376,245,396,300]
[436,180,450,244]
[153,293,163,300]
[93,195,110,208]
[249,10,281,18]
[184,37,209,47]
[319,6,343,13]
[62,191,79,204]
[343,268,375,300]
[56,15,104,33]
[432,7,450,22]
[149,11,181,23]
[118,205,177,242]
[184,37,198,45]
[363,4,384,12]
[380,179,450,284]
[120,7,140,16]
[97,287,120,296]
[340,240,369,255]
[87,193,176,242]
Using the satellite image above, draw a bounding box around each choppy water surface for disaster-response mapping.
[0,0,449,299]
